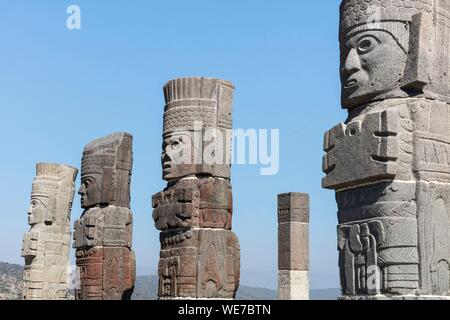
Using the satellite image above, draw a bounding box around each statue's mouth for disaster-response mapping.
[344,78,357,88]
[163,163,172,172]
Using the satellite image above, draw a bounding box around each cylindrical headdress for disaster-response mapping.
[340,0,435,32]
[162,77,234,180]
[163,77,234,135]
[81,132,133,208]
[31,163,78,225]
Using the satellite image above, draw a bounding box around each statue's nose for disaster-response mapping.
[343,48,361,76]
[163,148,172,162]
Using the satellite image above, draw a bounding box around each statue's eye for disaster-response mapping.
[32,201,37,208]
[171,140,180,148]
[83,179,91,188]
[357,36,377,54]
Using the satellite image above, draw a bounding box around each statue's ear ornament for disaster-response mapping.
[402,13,433,92]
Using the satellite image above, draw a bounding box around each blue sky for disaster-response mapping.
[0,0,345,290]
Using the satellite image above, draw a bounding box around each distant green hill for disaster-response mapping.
[132,275,280,300]
[132,276,339,300]
[0,262,23,300]
[0,262,339,300]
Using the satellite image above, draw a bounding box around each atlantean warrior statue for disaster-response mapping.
[22,163,78,300]
[323,0,450,299]
[152,77,240,299]
[73,133,135,300]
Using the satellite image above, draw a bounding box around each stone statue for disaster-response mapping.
[278,193,310,300]
[73,133,135,300]
[22,163,78,300]
[152,77,240,299]
[323,0,450,299]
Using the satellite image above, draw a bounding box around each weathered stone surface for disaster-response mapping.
[324,99,450,189]
[324,0,450,299]
[278,271,309,301]
[278,223,309,272]
[278,193,309,224]
[322,109,399,189]
[74,133,135,300]
[75,247,135,300]
[73,207,133,249]
[153,178,232,230]
[22,163,77,300]
[277,193,309,300]
[327,101,450,297]
[154,77,240,299]
[158,229,240,299]
[416,181,450,296]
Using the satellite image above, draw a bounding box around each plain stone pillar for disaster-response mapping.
[278,193,309,300]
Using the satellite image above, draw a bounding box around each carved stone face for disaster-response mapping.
[341,30,407,109]
[78,175,101,209]
[161,132,193,181]
[28,195,49,225]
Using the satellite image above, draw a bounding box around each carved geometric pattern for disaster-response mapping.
[278,271,309,287]
[158,229,239,299]
[163,107,217,134]
[341,0,434,30]
[378,247,419,264]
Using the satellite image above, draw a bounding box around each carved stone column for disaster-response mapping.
[152,77,240,299]
[22,163,78,300]
[323,0,450,299]
[278,193,310,300]
[73,133,135,300]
